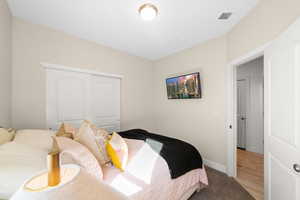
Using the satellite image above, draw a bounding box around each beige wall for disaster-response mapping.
[10,0,300,167]
[228,0,300,62]
[152,0,300,167]
[153,37,228,165]
[0,0,12,127]
[12,18,154,130]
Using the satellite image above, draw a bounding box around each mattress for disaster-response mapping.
[102,139,208,200]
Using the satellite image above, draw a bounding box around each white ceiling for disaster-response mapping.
[7,0,259,60]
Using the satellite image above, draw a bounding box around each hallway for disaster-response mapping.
[236,149,264,200]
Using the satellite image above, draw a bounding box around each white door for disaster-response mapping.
[237,79,248,149]
[47,69,91,129]
[264,18,300,200]
[90,75,121,132]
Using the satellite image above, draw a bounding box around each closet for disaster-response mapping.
[45,64,121,132]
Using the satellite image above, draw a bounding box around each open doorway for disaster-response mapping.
[235,56,264,200]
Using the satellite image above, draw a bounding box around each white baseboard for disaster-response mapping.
[203,158,226,173]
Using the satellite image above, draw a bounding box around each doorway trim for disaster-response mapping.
[226,42,271,177]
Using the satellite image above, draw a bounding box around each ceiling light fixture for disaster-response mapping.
[139,3,158,21]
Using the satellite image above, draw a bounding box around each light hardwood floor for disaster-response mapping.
[235,149,264,200]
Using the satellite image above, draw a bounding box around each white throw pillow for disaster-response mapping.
[14,129,55,151]
[0,128,14,145]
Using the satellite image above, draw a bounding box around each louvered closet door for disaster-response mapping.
[90,75,121,132]
[47,69,91,129]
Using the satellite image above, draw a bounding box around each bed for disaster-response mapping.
[0,129,208,200]
[102,138,208,200]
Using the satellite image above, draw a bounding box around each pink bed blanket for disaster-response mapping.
[102,139,208,200]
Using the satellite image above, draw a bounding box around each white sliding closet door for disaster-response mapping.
[47,69,90,129]
[90,75,120,132]
[46,67,121,132]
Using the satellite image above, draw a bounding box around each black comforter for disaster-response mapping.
[118,129,203,179]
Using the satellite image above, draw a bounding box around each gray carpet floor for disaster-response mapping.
[190,167,255,200]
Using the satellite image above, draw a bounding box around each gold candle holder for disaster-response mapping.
[48,137,61,187]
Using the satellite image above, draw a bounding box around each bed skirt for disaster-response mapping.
[179,182,207,200]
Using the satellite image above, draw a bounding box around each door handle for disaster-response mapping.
[241,117,246,120]
[293,164,300,173]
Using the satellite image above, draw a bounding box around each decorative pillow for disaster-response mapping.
[56,123,75,139]
[89,123,111,165]
[7,128,17,138]
[106,132,128,171]
[50,136,60,153]
[74,121,110,165]
[0,128,14,145]
[56,137,103,180]
[14,129,55,151]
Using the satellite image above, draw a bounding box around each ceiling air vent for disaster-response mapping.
[218,12,232,20]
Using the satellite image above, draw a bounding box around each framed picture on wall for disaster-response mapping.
[166,72,202,99]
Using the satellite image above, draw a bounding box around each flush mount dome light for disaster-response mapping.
[139,3,158,21]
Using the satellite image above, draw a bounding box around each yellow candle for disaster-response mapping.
[47,136,61,186]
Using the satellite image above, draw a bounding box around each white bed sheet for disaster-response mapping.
[0,142,48,199]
